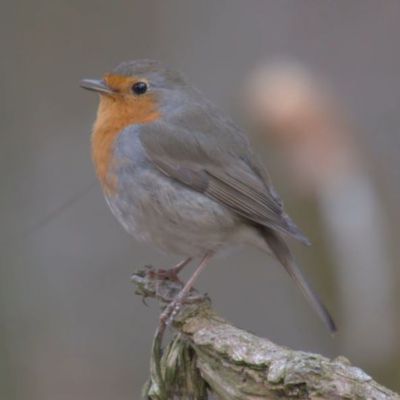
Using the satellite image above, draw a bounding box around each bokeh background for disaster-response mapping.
[1,1,400,398]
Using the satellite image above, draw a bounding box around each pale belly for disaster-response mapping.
[105,166,240,257]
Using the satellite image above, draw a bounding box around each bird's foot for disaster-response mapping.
[137,265,205,305]
[133,266,182,305]
[145,257,192,284]
[147,266,183,283]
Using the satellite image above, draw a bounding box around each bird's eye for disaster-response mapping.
[131,81,148,95]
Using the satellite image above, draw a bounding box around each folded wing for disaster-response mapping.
[139,122,309,244]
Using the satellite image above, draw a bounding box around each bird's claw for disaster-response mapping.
[147,267,183,283]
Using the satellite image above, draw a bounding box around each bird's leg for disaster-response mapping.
[159,252,213,337]
[169,257,193,279]
[148,257,192,283]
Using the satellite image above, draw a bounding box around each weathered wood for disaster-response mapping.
[132,267,399,400]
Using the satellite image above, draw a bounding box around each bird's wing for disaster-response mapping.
[139,121,309,244]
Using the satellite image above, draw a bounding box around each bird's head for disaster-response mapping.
[80,59,187,125]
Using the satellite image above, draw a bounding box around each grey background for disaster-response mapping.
[1,1,399,399]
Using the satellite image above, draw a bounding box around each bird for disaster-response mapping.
[80,59,336,334]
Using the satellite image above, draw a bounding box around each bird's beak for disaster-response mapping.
[80,78,114,95]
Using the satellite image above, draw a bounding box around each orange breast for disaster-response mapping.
[91,93,160,195]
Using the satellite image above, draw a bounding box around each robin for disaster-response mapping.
[80,59,336,334]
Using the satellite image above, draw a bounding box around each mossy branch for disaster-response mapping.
[131,267,399,400]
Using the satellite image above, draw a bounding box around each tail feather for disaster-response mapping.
[280,212,312,246]
[263,229,337,333]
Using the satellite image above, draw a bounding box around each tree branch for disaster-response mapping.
[132,267,399,400]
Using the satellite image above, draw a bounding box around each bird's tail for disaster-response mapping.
[262,228,337,333]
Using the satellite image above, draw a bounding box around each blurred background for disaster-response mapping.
[1,1,400,398]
